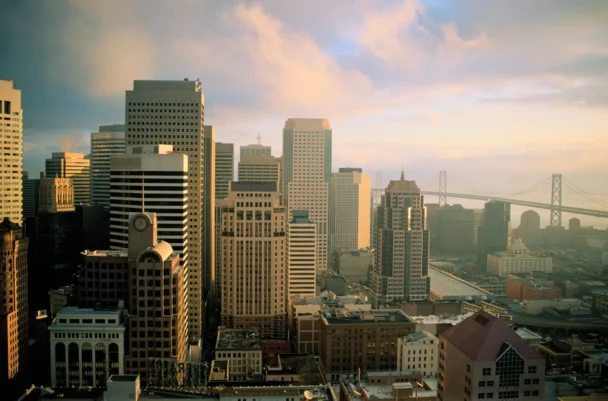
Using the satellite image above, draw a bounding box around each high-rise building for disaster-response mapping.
[517,210,541,250]
[283,118,332,268]
[220,182,287,338]
[238,140,280,185]
[330,167,371,253]
[369,172,430,305]
[214,201,228,299]
[478,201,511,269]
[240,138,271,157]
[203,125,216,297]
[125,79,204,339]
[435,205,483,255]
[438,311,545,400]
[0,81,23,223]
[287,210,317,298]
[215,142,234,200]
[0,218,29,385]
[568,217,581,232]
[45,152,90,205]
[90,125,125,207]
[38,177,74,213]
[22,172,40,219]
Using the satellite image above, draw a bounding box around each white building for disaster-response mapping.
[515,327,543,349]
[45,152,90,205]
[214,327,263,382]
[397,331,438,378]
[330,168,371,252]
[283,118,332,269]
[287,210,317,298]
[487,238,552,277]
[90,125,125,207]
[49,307,126,387]
[0,80,23,223]
[125,79,205,339]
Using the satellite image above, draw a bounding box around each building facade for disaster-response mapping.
[507,274,562,300]
[369,172,430,305]
[38,177,74,213]
[287,210,317,298]
[220,182,287,338]
[125,79,205,339]
[397,331,438,378]
[22,172,40,219]
[435,205,482,256]
[78,250,129,309]
[283,118,332,269]
[240,141,271,157]
[0,81,23,223]
[90,125,125,207]
[49,308,125,387]
[330,168,371,253]
[214,327,263,382]
[487,239,552,277]
[477,201,511,269]
[215,142,234,200]
[45,152,90,206]
[203,125,216,297]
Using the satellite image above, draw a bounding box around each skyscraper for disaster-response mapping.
[369,172,430,305]
[287,210,317,298]
[517,210,541,250]
[215,142,234,200]
[90,125,125,207]
[330,167,371,253]
[22,172,40,219]
[435,205,483,255]
[477,201,511,269]
[203,125,216,297]
[0,81,23,223]
[238,149,280,184]
[283,118,332,268]
[220,182,287,338]
[240,137,271,157]
[125,79,204,339]
[45,152,90,205]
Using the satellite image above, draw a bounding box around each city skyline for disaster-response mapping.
[2,1,607,200]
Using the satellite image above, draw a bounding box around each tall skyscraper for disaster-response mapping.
[22,172,40,219]
[477,201,511,269]
[0,218,29,385]
[435,205,483,255]
[220,182,287,338]
[203,125,216,297]
[0,81,23,223]
[330,167,371,253]
[283,118,332,268]
[45,152,90,205]
[90,124,125,207]
[125,79,205,339]
[238,151,280,183]
[240,137,271,157]
[215,142,234,200]
[517,210,541,250]
[287,210,317,298]
[369,172,430,305]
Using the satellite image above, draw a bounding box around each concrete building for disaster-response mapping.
[438,311,546,401]
[22,172,40,219]
[220,182,287,338]
[45,152,90,206]
[330,168,371,253]
[0,218,29,385]
[318,309,415,381]
[90,125,125,207]
[409,313,474,336]
[216,142,234,200]
[125,79,205,339]
[214,200,227,299]
[287,210,317,298]
[517,210,542,250]
[203,125,216,297]
[477,201,511,269]
[214,327,263,382]
[507,273,562,300]
[397,331,438,378]
[238,140,281,186]
[487,239,552,277]
[283,118,332,269]
[49,307,126,387]
[515,328,543,349]
[240,140,271,157]
[78,250,130,309]
[38,177,74,213]
[435,205,482,255]
[369,172,430,305]
[0,81,23,223]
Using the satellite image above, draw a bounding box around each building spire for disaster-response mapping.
[400,165,405,181]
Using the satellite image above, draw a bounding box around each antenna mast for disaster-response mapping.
[257,133,262,145]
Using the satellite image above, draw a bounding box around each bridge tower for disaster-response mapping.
[439,171,447,207]
[550,173,562,227]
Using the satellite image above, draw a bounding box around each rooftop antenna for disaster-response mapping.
[257,133,262,145]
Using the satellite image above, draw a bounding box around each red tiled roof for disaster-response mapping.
[440,310,543,361]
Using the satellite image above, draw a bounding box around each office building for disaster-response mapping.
[477,201,511,269]
[318,309,415,381]
[215,142,234,200]
[38,177,74,213]
[22,172,40,219]
[238,140,281,185]
[397,331,438,378]
[0,218,29,385]
[125,79,205,339]
[240,138,271,157]
[49,307,126,387]
[517,210,541,250]
[214,201,227,299]
[438,311,545,400]
[369,172,430,305]
[203,125,216,296]
[220,182,287,338]
[487,238,552,277]
[0,81,23,223]
[45,152,90,205]
[78,250,129,309]
[506,273,562,300]
[330,168,371,253]
[283,118,332,268]
[214,327,263,382]
[90,125,125,207]
[435,205,482,255]
[287,210,317,298]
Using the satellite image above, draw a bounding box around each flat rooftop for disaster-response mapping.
[56,307,123,317]
[410,313,474,325]
[82,249,127,258]
[515,327,543,340]
[216,327,261,350]
[321,309,413,325]
[429,267,493,300]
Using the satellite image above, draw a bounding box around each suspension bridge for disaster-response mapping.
[372,172,608,226]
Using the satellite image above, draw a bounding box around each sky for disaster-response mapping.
[1,0,607,226]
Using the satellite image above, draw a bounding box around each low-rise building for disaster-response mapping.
[220,385,336,401]
[515,328,543,349]
[339,376,437,401]
[487,239,552,277]
[507,273,563,300]
[214,327,263,382]
[429,266,495,301]
[522,298,583,315]
[397,331,438,378]
[48,286,74,318]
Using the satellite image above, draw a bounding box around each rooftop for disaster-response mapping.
[429,267,494,300]
[221,385,333,401]
[321,309,413,325]
[82,249,128,258]
[216,327,261,350]
[515,327,543,341]
[410,312,474,325]
[290,210,313,224]
[108,374,138,382]
[402,331,436,343]
[267,354,324,385]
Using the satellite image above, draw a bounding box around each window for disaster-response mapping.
[486,393,494,399]
[524,379,531,385]
[524,391,530,396]
[487,381,494,387]
[496,345,524,388]
[528,366,537,374]
[532,378,539,384]
[483,368,492,376]
[532,391,539,396]
[478,394,485,399]
[498,391,518,399]
[467,364,471,372]
[479,381,486,387]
